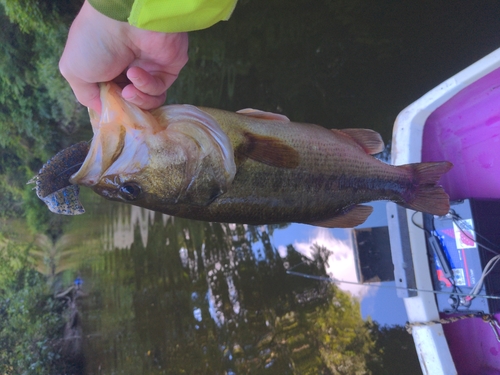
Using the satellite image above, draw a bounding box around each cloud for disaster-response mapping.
[292,227,378,300]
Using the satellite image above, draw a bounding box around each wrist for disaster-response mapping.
[79,1,132,47]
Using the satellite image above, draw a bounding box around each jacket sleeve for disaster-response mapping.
[88,0,238,32]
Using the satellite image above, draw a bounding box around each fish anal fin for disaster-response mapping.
[239,132,300,168]
[335,128,385,155]
[237,108,290,122]
[306,205,373,228]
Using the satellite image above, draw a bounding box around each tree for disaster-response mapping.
[0,235,67,374]
[77,208,377,374]
[0,2,89,226]
[367,322,421,375]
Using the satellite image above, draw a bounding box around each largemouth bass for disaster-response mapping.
[42,82,452,227]
[29,141,89,215]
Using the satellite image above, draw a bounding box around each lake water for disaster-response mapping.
[66,192,415,374]
[31,0,500,373]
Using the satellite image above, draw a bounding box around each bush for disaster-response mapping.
[0,241,67,374]
[0,2,89,225]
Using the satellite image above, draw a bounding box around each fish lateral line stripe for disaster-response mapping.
[336,173,407,194]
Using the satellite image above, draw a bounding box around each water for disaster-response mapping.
[20,0,500,373]
[68,192,396,374]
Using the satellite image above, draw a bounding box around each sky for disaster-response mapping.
[272,201,409,326]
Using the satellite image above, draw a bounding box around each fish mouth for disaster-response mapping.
[69,119,127,186]
[70,82,155,187]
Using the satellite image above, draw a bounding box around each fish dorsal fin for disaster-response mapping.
[237,108,290,122]
[305,205,373,228]
[335,128,384,155]
[239,132,300,169]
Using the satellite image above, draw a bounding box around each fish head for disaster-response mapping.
[70,82,236,211]
[70,82,187,208]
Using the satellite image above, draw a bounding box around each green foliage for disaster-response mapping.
[0,271,64,375]
[367,322,421,375]
[23,183,71,238]
[0,234,30,286]
[312,288,374,375]
[23,184,52,234]
[0,0,81,34]
[0,240,65,374]
[0,2,89,227]
[1,0,56,33]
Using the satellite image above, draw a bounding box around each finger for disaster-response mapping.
[126,66,170,96]
[65,79,102,114]
[86,93,102,114]
[121,83,167,110]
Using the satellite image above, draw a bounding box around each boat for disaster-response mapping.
[388,48,500,374]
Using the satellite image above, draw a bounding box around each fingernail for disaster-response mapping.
[128,70,139,79]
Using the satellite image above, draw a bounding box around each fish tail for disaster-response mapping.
[401,161,453,216]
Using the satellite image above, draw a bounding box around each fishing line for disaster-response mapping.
[286,208,500,304]
[286,266,500,300]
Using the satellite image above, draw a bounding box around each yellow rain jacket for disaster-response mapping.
[88,0,238,32]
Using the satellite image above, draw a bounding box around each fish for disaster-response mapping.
[28,141,89,215]
[41,82,452,227]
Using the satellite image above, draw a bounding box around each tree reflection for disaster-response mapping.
[80,205,377,374]
[0,187,419,374]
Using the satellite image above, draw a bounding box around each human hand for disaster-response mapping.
[59,0,189,113]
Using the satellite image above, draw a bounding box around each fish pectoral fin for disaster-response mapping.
[334,128,385,155]
[238,132,300,169]
[236,108,290,122]
[305,205,373,228]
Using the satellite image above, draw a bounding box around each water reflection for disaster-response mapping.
[103,205,165,250]
[77,195,378,374]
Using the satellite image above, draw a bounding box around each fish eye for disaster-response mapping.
[119,182,142,201]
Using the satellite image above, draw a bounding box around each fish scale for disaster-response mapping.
[35,82,452,228]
